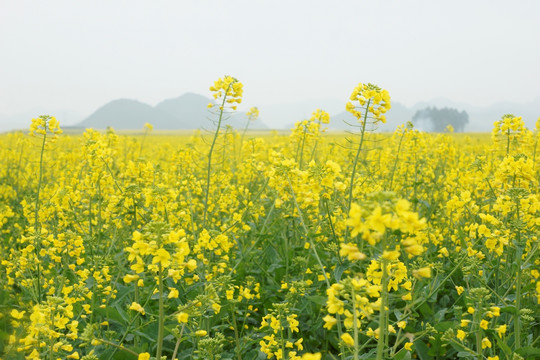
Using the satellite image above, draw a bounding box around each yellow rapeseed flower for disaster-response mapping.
[340,243,367,261]
[323,314,337,330]
[138,353,151,360]
[152,248,171,268]
[341,332,354,347]
[480,319,489,330]
[177,312,189,323]
[10,309,25,319]
[413,267,431,279]
[382,250,400,261]
[129,302,145,315]
[168,288,179,299]
[302,353,321,360]
[481,337,492,349]
[496,324,507,337]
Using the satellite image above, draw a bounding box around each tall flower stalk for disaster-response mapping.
[241,106,259,143]
[203,76,243,227]
[29,115,62,302]
[138,122,153,158]
[345,83,391,215]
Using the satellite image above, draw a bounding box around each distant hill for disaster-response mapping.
[79,99,178,129]
[154,93,212,129]
[4,94,537,133]
[78,93,268,130]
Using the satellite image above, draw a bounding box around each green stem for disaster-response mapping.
[134,284,140,348]
[15,139,25,196]
[323,198,342,264]
[171,324,186,360]
[34,132,46,231]
[388,130,405,191]
[203,85,232,227]
[309,119,322,163]
[49,303,55,360]
[514,199,522,349]
[448,338,477,357]
[298,124,308,169]
[98,338,140,357]
[408,252,468,314]
[279,310,286,358]
[336,314,346,360]
[506,128,510,156]
[286,175,330,288]
[376,257,389,360]
[101,156,123,193]
[34,130,47,302]
[139,128,148,158]
[532,136,538,169]
[413,137,418,212]
[156,263,165,359]
[236,120,250,171]
[347,99,371,215]
[231,305,242,360]
[474,303,482,360]
[88,191,93,238]
[352,288,359,360]
[239,117,251,158]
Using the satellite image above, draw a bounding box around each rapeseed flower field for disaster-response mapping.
[0,78,538,360]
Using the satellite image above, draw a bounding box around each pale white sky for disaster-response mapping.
[1,0,539,127]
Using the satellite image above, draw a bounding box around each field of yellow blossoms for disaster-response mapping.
[0,77,539,360]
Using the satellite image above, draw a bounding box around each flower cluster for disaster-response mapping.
[346,83,391,123]
[259,304,305,360]
[208,75,243,110]
[247,106,260,121]
[347,194,427,256]
[29,115,63,137]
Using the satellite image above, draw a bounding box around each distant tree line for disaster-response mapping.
[412,107,469,132]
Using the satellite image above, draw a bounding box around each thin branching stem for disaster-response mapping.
[203,84,233,227]
[33,130,47,302]
[347,99,371,215]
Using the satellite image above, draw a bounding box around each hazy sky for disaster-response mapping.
[1,0,539,126]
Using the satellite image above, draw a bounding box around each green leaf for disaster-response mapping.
[307,295,327,306]
[114,303,130,323]
[413,339,432,360]
[418,302,434,317]
[433,308,447,323]
[93,304,128,324]
[333,263,349,282]
[133,329,156,342]
[493,334,512,356]
[500,305,517,315]
[434,321,454,332]
[393,348,412,360]
[516,346,540,357]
